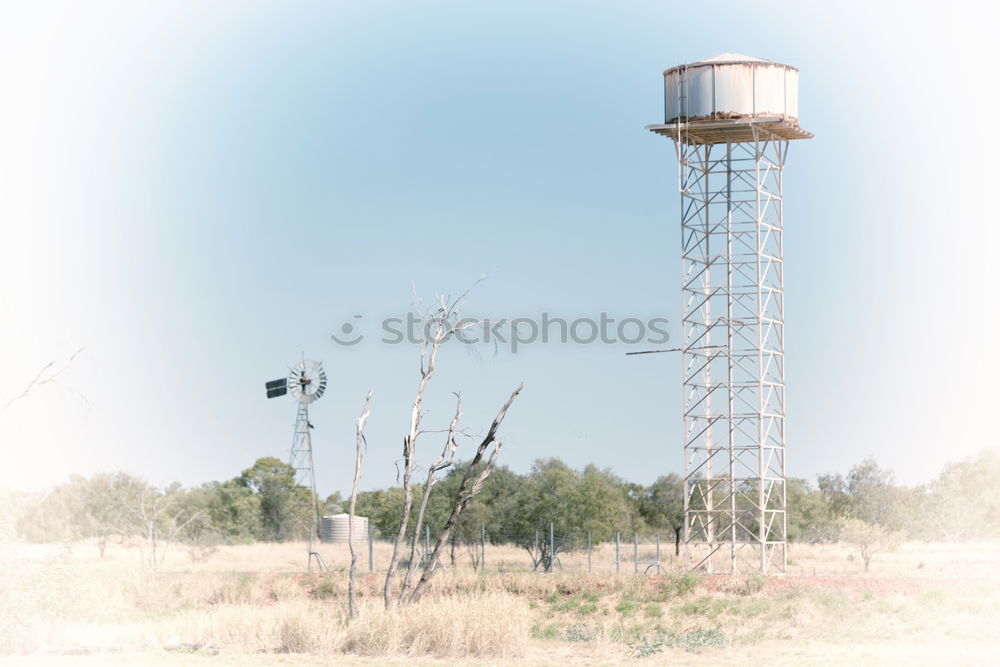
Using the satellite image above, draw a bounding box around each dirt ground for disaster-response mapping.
[4,640,999,666]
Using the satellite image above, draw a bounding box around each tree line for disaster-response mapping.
[7,449,999,568]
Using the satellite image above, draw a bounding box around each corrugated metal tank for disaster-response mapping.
[320,514,369,543]
[664,53,799,124]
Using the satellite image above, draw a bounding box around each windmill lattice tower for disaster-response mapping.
[265,358,328,572]
[647,54,813,574]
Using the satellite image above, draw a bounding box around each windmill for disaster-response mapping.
[265,358,328,571]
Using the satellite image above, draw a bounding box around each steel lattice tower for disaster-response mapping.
[648,54,812,574]
[266,358,329,571]
[289,401,323,564]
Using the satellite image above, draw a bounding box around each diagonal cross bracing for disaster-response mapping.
[676,129,790,574]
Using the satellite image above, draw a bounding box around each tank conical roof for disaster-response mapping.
[664,53,796,75]
[694,52,768,64]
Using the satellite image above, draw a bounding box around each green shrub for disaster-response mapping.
[616,597,640,617]
[308,576,339,600]
[564,624,598,642]
[679,596,712,616]
[630,628,728,657]
[649,572,701,600]
[530,623,559,640]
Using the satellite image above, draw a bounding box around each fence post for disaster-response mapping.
[425,525,430,566]
[549,522,555,573]
[633,532,639,574]
[481,524,486,572]
[655,533,660,574]
[587,532,592,573]
[615,532,620,574]
[368,524,374,572]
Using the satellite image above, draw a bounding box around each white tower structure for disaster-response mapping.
[647,54,812,574]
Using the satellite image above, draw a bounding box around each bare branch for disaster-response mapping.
[348,390,373,620]
[400,394,462,601]
[448,274,487,314]
[3,346,87,411]
[469,440,504,497]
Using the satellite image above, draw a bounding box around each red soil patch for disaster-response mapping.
[698,574,927,596]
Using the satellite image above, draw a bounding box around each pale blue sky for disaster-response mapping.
[2,0,997,495]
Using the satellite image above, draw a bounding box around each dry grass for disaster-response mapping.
[2,539,999,663]
[0,544,529,658]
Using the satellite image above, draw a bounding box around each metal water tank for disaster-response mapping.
[663,53,799,124]
[320,513,369,543]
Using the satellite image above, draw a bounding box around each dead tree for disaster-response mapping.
[403,384,522,604]
[383,283,482,609]
[348,391,373,621]
[398,395,462,602]
[115,484,203,572]
[466,541,483,572]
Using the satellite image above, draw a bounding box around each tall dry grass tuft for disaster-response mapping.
[143,592,529,657]
[344,593,530,658]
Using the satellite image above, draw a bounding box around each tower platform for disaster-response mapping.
[646,117,813,145]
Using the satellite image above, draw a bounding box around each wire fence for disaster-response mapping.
[320,525,683,575]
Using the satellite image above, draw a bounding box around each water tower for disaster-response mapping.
[647,54,812,574]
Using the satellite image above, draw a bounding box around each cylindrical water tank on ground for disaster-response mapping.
[663,53,799,124]
[320,513,369,543]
